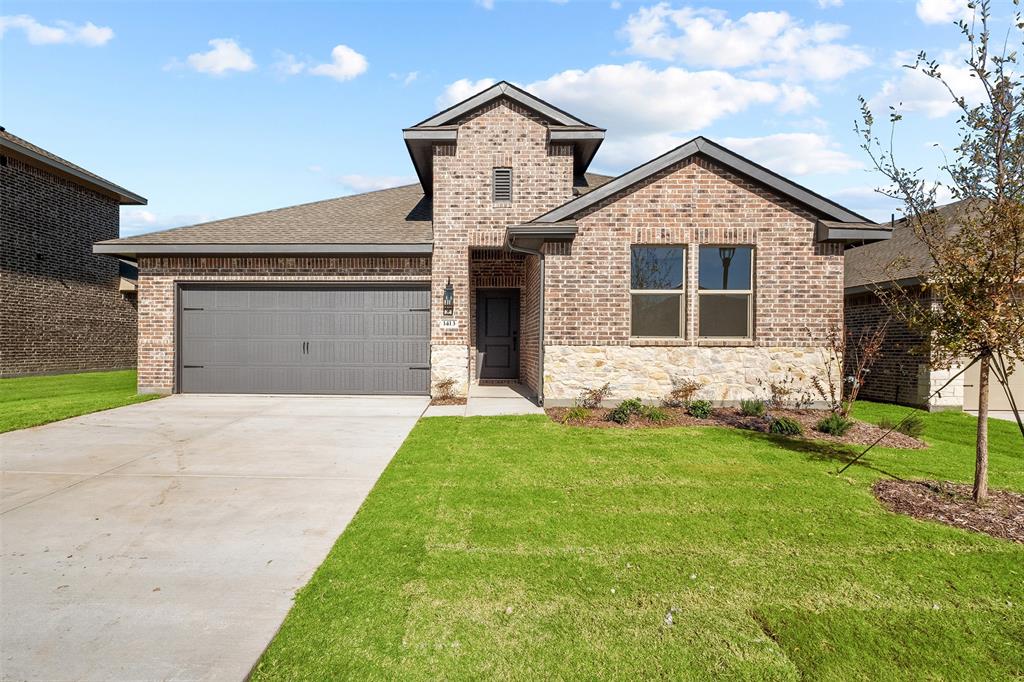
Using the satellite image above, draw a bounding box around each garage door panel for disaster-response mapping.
[180,285,429,395]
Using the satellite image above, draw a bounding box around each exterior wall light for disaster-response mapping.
[718,247,735,289]
[443,278,454,316]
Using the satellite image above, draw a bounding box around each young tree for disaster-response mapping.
[856,0,1024,502]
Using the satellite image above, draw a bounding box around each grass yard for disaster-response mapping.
[254,403,1024,681]
[0,370,160,433]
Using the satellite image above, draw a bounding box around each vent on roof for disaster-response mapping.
[493,167,512,203]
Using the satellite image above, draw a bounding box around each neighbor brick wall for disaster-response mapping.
[0,154,137,376]
[546,156,844,348]
[844,288,940,407]
[135,256,430,393]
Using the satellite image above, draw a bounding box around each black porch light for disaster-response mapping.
[443,278,454,316]
[718,247,735,289]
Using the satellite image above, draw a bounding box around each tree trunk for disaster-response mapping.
[973,353,990,503]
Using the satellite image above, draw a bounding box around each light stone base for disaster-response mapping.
[543,345,833,406]
[922,362,966,411]
[431,344,470,398]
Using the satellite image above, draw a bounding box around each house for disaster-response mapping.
[844,201,1024,411]
[1,128,146,377]
[93,81,887,404]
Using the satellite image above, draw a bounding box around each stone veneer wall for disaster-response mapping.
[430,98,575,397]
[135,255,430,393]
[1,154,137,376]
[544,345,830,405]
[539,156,844,405]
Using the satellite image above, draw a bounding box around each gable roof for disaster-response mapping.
[844,201,968,291]
[94,184,432,258]
[403,81,605,193]
[532,136,871,225]
[0,127,146,205]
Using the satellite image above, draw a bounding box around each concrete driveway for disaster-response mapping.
[0,394,427,681]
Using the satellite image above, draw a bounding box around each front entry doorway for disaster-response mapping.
[477,288,520,380]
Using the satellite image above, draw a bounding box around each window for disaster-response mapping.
[493,167,512,202]
[698,246,753,338]
[630,246,685,337]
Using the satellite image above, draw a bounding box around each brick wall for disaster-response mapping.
[0,155,137,377]
[430,98,575,395]
[843,288,937,405]
[547,156,844,347]
[136,256,430,393]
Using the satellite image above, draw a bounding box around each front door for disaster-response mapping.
[477,288,520,380]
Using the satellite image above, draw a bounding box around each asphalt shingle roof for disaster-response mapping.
[97,173,615,248]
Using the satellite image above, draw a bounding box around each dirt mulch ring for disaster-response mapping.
[430,397,467,406]
[545,406,925,450]
[874,480,1024,544]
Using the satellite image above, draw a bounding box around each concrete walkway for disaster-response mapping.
[965,410,1021,423]
[423,383,545,417]
[0,394,427,681]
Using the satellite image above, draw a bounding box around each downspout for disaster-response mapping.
[507,234,545,406]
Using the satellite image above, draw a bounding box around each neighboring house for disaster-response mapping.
[845,202,1023,411]
[1,128,146,377]
[93,82,887,404]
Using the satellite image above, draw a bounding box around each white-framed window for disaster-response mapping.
[697,245,754,339]
[630,245,686,338]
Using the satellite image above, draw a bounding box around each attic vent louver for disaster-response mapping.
[493,167,512,202]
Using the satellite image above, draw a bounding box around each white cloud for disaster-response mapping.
[817,0,843,7]
[439,63,823,168]
[916,0,973,25]
[183,38,255,75]
[720,133,861,175]
[611,0,623,7]
[870,58,985,118]
[338,174,417,193]
[390,70,419,86]
[475,0,496,8]
[307,164,323,173]
[119,209,212,237]
[309,44,368,82]
[272,51,306,76]
[436,77,497,108]
[620,4,870,81]
[0,14,113,46]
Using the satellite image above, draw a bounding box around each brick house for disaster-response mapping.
[94,82,888,404]
[845,202,1024,411]
[1,128,146,377]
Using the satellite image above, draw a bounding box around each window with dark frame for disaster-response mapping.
[492,167,513,202]
[630,246,686,338]
[697,245,754,338]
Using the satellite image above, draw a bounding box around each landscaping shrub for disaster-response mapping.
[642,406,669,423]
[661,378,703,408]
[562,406,591,425]
[739,399,766,417]
[608,397,644,424]
[815,412,854,436]
[879,414,925,438]
[578,383,611,409]
[434,377,457,400]
[686,400,713,419]
[769,416,803,436]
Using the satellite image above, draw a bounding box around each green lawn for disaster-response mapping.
[254,403,1024,681]
[0,370,160,433]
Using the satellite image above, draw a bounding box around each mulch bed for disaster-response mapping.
[545,406,925,449]
[430,397,467,406]
[874,480,1024,543]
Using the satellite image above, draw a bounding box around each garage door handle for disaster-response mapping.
[183,307,204,311]
[409,366,430,370]
[408,308,430,312]
[183,365,204,369]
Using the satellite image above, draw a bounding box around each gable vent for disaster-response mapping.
[493,167,513,202]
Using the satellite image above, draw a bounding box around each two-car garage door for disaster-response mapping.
[178,285,430,395]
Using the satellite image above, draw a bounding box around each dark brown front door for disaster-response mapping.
[477,288,520,380]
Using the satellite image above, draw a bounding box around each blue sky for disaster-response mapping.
[1,0,1001,235]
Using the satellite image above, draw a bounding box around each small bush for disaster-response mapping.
[740,399,766,417]
[578,383,612,409]
[769,416,803,436]
[879,414,925,438]
[815,412,854,436]
[562,406,591,424]
[687,400,713,419]
[434,377,457,400]
[662,378,704,408]
[608,397,644,424]
[642,406,670,423]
